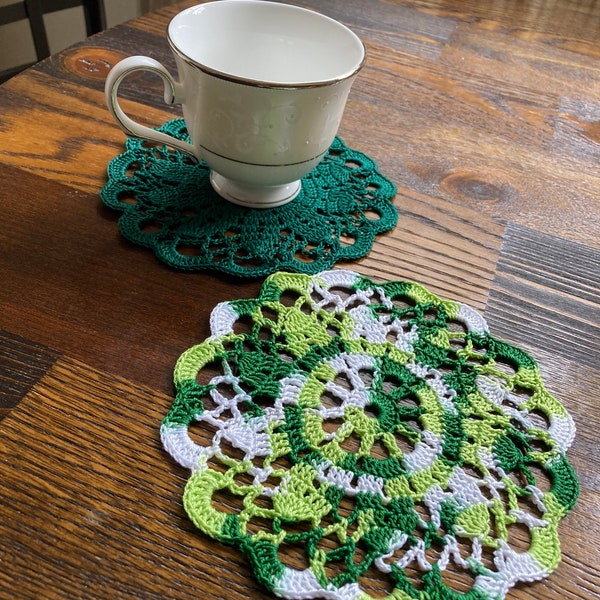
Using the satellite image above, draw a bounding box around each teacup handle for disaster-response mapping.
[105,56,199,161]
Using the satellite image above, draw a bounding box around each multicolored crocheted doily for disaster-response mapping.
[101,120,397,277]
[161,269,578,600]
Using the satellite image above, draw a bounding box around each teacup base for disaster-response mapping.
[210,172,301,209]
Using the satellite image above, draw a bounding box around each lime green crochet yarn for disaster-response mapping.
[101,120,398,277]
[161,269,578,599]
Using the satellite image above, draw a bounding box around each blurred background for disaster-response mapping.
[0,0,178,79]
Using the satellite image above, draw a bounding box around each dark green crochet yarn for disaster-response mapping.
[101,119,398,277]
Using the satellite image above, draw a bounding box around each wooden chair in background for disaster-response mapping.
[0,0,105,82]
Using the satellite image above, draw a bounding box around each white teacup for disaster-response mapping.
[105,0,365,208]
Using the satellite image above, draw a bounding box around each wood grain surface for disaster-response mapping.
[0,1,598,599]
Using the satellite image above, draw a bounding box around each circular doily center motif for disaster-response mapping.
[161,269,578,600]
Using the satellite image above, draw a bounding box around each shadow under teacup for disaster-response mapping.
[105,0,365,208]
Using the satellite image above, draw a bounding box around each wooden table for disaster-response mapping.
[0,1,598,598]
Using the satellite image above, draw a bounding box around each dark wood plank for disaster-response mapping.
[431,18,600,248]
[305,0,459,60]
[486,222,600,368]
[487,280,600,368]
[0,329,60,419]
[254,1,600,250]
[353,185,504,310]
[496,223,600,305]
[0,164,261,397]
[0,356,264,600]
[409,0,600,42]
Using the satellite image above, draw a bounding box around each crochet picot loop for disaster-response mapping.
[101,120,398,277]
[161,269,578,599]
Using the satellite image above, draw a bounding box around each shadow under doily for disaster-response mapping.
[101,119,398,277]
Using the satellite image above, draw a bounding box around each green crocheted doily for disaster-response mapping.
[161,269,578,600]
[101,120,398,277]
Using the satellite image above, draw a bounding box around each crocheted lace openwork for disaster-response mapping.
[101,120,398,277]
[161,270,578,600]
